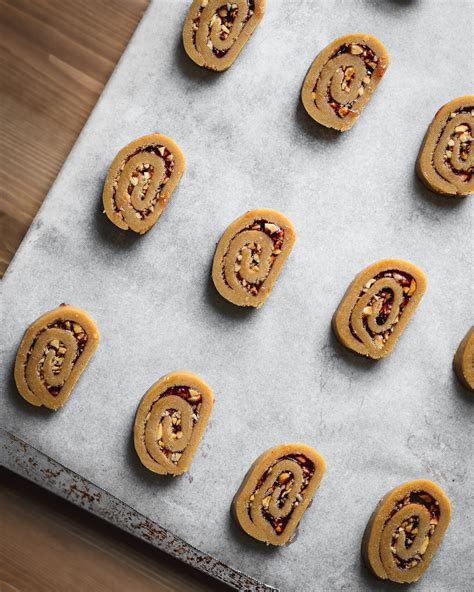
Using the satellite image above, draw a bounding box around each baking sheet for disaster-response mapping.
[1,1,473,590]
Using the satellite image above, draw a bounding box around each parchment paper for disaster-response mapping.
[1,1,473,590]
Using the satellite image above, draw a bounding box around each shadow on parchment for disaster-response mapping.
[172,33,222,85]
[224,506,281,558]
[451,367,474,404]
[293,98,343,146]
[357,556,421,590]
[125,428,178,490]
[204,258,256,320]
[410,168,466,211]
[92,178,145,252]
[327,322,378,372]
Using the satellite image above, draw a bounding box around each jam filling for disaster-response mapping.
[247,454,315,535]
[25,320,88,396]
[112,145,175,220]
[146,386,202,464]
[313,43,384,119]
[349,270,416,346]
[222,219,284,295]
[440,107,473,182]
[191,1,255,58]
[386,490,441,570]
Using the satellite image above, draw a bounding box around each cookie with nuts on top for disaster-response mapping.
[134,370,213,475]
[332,259,426,359]
[182,0,265,72]
[301,33,390,131]
[102,134,185,234]
[417,95,474,196]
[14,304,99,410]
[232,443,326,545]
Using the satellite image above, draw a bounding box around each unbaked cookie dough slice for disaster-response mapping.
[453,326,474,391]
[182,0,265,72]
[102,134,185,233]
[301,33,390,131]
[233,444,326,546]
[417,96,474,196]
[362,480,451,584]
[333,259,426,359]
[134,371,213,475]
[212,208,295,308]
[14,304,99,410]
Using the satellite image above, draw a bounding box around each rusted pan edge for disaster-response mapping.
[0,429,277,592]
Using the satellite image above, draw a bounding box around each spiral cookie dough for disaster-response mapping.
[102,134,185,233]
[453,326,474,391]
[232,443,326,546]
[332,259,426,360]
[14,305,99,410]
[182,0,265,72]
[417,96,474,196]
[212,208,295,308]
[362,480,451,584]
[301,33,389,131]
[134,371,213,476]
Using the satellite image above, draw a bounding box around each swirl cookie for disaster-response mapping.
[362,480,451,584]
[14,305,99,410]
[182,0,265,72]
[102,134,185,233]
[134,371,213,475]
[232,443,326,546]
[453,327,474,391]
[301,33,390,131]
[333,259,427,359]
[417,96,474,196]
[212,208,295,308]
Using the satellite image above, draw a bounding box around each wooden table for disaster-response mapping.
[0,2,230,589]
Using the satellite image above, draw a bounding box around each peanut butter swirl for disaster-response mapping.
[102,134,185,234]
[417,96,474,196]
[182,0,265,72]
[14,305,99,410]
[134,371,213,476]
[232,443,326,546]
[362,480,451,583]
[333,259,427,359]
[212,208,296,308]
[301,33,390,131]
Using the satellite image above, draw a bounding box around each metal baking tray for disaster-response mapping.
[1,1,472,590]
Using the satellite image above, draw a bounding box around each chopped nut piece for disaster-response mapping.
[264,222,279,234]
[454,124,468,133]
[350,44,363,55]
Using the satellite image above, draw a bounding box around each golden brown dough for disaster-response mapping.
[301,33,390,131]
[102,134,185,233]
[14,304,99,410]
[362,479,451,583]
[182,0,265,72]
[417,96,474,196]
[134,370,213,475]
[232,443,326,546]
[332,259,427,359]
[212,208,295,308]
[453,327,474,391]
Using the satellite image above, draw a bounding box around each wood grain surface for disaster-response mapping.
[0,468,230,592]
[0,2,230,590]
[0,0,147,277]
